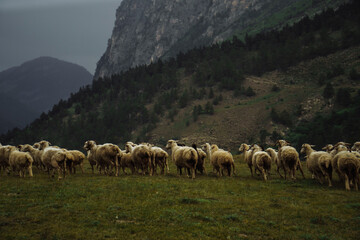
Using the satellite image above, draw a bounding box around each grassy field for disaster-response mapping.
[1,157,359,240]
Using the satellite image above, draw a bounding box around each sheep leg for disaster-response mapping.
[192,167,196,179]
[344,174,351,191]
[276,166,284,178]
[297,164,305,179]
[249,166,253,177]
[261,168,267,181]
[28,165,33,177]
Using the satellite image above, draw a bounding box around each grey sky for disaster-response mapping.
[0,0,122,74]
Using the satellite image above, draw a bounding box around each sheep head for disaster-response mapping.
[83,140,96,151]
[38,140,51,150]
[166,140,177,150]
[239,143,250,153]
[276,140,290,148]
[300,144,315,155]
[351,142,360,152]
[210,144,219,153]
[322,144,334,152]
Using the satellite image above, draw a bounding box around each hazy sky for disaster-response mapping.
[0,0,122,74]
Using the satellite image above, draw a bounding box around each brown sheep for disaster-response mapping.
[166,140,198,179]
[210,144,235,177]
[9,150,34,177]
[83,140,120,176]
[276,140,305,180]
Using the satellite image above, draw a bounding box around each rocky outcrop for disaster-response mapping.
[95,0,269,79]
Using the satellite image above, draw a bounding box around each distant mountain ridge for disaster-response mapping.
[94,0,348,79]
[0,56,93,133]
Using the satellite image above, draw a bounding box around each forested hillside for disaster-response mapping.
[1,1,359,151]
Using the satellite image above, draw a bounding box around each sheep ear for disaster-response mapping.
[310,145,316,148]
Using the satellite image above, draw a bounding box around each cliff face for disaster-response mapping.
[94,0,267,79]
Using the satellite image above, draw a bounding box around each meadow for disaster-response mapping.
[1,156,359,240]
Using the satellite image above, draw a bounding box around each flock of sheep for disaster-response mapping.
[0,139,360,191]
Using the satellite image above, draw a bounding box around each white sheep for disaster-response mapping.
[83,140,120,176]
[265,147,283,178]
[329,144,349,180]
[125,142,153,175]
[41,147,74,180]
[300,144,332,186]
[276,140,305,180]
[0,145,16,175]
[166,140,198,179]
[151,146,169,175]
[195,147,207,175]
[210,144,235,177]
[351,142,360,152]
[9,149,34,177]
[19,144,44,170]
[251,145,271,181]
[67,150,86,174]
[239,143,254,176]
[333,151,360,191]
[118,150,135,175]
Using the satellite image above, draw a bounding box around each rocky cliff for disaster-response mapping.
[94,0,271,79]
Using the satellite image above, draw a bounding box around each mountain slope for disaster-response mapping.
[0,57,93,133]
[1,1,359,150]
[95,0,348,79]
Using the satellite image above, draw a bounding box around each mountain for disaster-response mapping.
[1,1,359,150]
[0,57,93,133]
[94,0,348,79]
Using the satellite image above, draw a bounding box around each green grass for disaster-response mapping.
[1,159,359,240]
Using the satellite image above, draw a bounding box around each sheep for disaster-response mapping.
[333,151,360,191]
[265,147,283,178]
[276,140,305,180]
[300,144,332,187]
[86,150,97,174]
[239,143,254,177]
[0,145,16,175]
[251,145,272,181]
[329,144,349,181]
[118,150,135,175]
[351,142,360,152]
[210,144,235,177]
[166,140,198,179]
[201,143,211,164]
[83,140,120,176]
[9,150,34,177]
[195,147,207,175]
[67,150,85,174]
[19,144,44,170]
[41,147,74,180]
[125,142,153,175]
[151,146,169,175]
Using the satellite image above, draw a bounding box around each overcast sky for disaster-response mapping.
[0,0,122,74]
